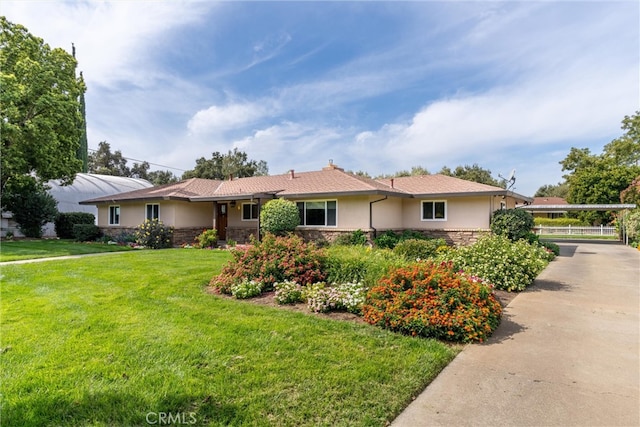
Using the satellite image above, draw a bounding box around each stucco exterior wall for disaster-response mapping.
[222,196,384,243]
[401,196,494,230]
[97,202,145,228]
[225,201,259,228]
[331,196,375,230]
[224,196,380,231]
[97,200,214,229]
[370,196,403,230]
[171,201,214,228]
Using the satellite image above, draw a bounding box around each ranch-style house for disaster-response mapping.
[80,162,532,246]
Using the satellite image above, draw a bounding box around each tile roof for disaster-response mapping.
[190,168,408,199]
[532,197,568,205]
[80,178,222,203]
[80,167,532,204]
[378,174,508,196]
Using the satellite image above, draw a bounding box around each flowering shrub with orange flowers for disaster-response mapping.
[362,261,502,343]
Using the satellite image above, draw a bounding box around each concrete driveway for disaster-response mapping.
[392,241,640,427]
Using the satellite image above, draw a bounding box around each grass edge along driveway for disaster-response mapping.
[1,249,460,426]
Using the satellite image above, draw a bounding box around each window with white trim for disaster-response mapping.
[296,200,337,226]
[146,203,159,220]
[421,200,446,221]
[109,205,120,225]
[242,203,259,221]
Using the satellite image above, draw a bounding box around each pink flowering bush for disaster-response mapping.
[210,234,326,294]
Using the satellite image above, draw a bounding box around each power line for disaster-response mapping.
[87,148,187,172]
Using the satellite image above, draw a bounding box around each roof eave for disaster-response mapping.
[521,203,637,211]
[279,189,411,199]
[80,196,190,205]
[190,192,281,202]
[411,190,533,202]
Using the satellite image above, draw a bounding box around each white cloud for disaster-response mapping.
[187,102,270,136]
[3,1,637,197]
[232,122,345,174]
[3,1,214,88]
[246,31,292,70]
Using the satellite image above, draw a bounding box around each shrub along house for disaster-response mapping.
[80,162,532,246]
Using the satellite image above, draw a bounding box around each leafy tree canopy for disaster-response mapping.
[534,182,570,199]
[560,111,640,224]
[376,166,430,179]
[439,164,505,187]
[1,17,85,194]
[88,141,178,185]
[3,178,58,238]
[349,170,372,178]
[620,176,640,206]
[182,148,268,180]
[88,141,130,176]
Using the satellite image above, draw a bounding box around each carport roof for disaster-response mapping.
[521,204,636,212]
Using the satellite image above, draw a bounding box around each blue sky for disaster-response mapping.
[4,1,638,196]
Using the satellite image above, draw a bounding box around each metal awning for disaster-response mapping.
[519,204,636,212]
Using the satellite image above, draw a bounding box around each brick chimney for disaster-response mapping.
[289,169,295,179]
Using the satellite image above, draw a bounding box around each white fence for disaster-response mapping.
[533,225,617,236]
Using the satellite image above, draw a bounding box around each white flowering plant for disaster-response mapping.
[231,279,263,299]
[440,234,551,292]
[302,281,367,314]
[274,280,304,304]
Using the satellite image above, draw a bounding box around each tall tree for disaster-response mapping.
[130,161,150,179]
[1,17,85,194]
[147,170,179,186]
[439,164,504,187]
[87,142,177,185]
[379,165,430,178]
[534,182,570,199]
[73,42,88,173]
[561,112,640,224]
[620,176,640,206]
[182,148,268,180]
[77,71,88,173]
[88,141,130,176]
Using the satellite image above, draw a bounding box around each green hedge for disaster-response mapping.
[73,224,103,242]
[490,209,534,241]
[534,217,586,226]
[55,212,96,239]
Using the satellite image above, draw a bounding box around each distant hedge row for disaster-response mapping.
[533,218,587,226]
[54,212,100,241]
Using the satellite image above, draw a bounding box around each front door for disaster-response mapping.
[216,203,228,240]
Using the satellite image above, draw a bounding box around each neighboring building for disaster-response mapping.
[80,162,532,246]
[1,174,153,238]
[526,197,568,219]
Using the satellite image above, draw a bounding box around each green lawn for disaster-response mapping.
[0,239,133,262]
[1,249,459,426]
